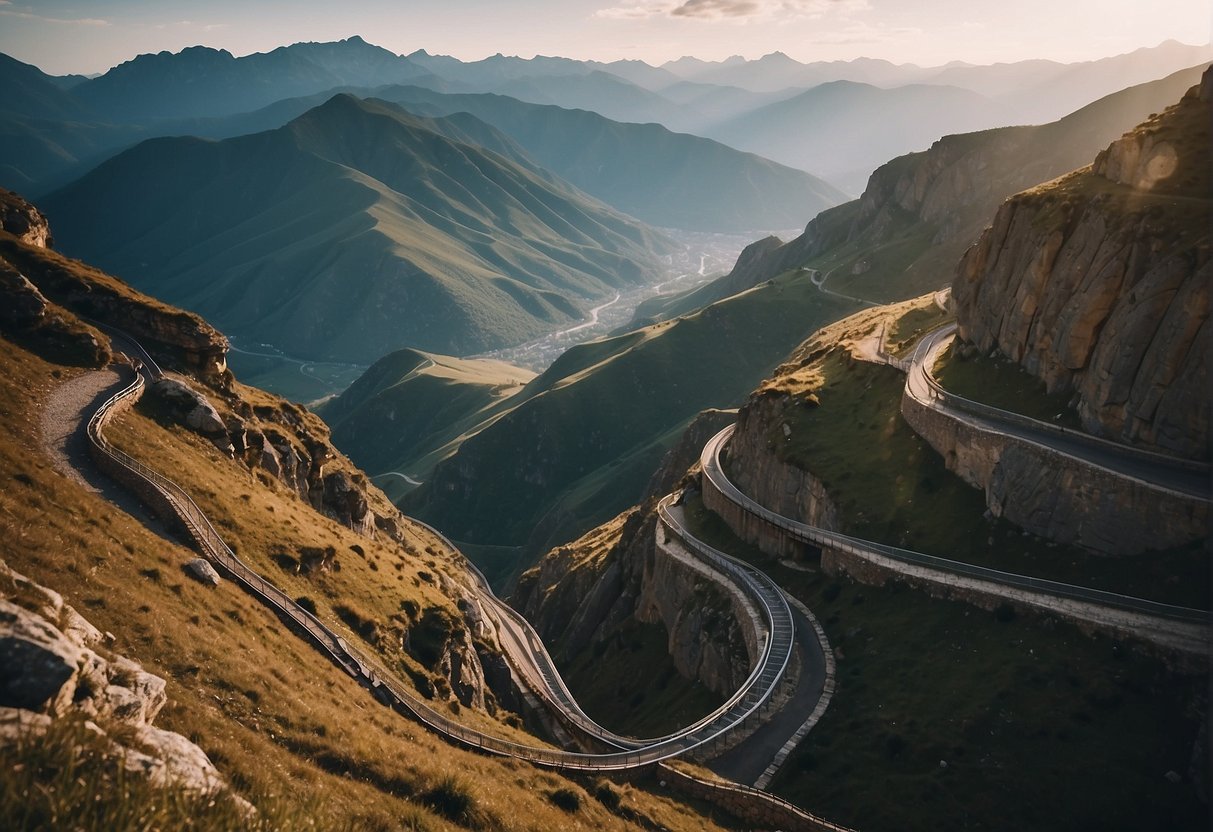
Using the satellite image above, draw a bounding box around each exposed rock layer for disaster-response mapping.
[953,72,1211,459]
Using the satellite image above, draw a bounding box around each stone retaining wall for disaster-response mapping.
[901,385,1209,555]
[658,762,853,831]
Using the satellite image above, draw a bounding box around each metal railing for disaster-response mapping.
[912,325,1211,482]
[84,362,800,771]
[702,426,1209,625]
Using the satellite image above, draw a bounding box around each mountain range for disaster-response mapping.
[43,95,671,362]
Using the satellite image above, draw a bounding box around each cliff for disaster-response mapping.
[515,506,753,701]
[663,63,1209,316]
[953,70,1211,458]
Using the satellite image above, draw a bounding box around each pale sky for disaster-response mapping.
[1,0,1209,76]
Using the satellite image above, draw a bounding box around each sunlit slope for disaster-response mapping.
[44,94,671,362]
[372,85,847,232]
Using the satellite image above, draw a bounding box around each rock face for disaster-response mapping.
[0,558,247,809]
[0,188,52,248]
[953,71,1211,459]
[727,394,841,532]
[516,507,753,699]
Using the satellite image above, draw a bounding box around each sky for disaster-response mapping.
[0,0,1209,76]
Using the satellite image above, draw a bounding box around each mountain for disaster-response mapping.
[335,65,1207,580]
[491,70,679,125]
[69,36,433,120]
[954,68,1211,459]
[0,53,94,121]
[937,39,1213,122]
[660,62,1211,316]
[395,263,858,583]
[370,86,846,232]
[707,80,1000,194]
[43,94,672,362]
[0,188,738,831]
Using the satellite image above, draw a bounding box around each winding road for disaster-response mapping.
[70,333,813,775]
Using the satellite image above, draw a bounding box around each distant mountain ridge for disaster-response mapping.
[69,36,435,120]
[43,95,672,362]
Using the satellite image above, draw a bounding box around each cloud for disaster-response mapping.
[671,0,761,17]
[596,0,868,22]
[0,6,109,26]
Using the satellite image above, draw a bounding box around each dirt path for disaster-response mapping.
[40,367,124,491]
[39,366,176,538]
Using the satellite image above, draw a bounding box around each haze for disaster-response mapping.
[1,0,1209,76]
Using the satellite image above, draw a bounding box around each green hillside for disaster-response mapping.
[43,94,672,363]
[371,85,847,232]
[398,267,857,583]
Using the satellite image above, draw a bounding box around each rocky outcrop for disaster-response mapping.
[0,189,228,380]
[953,72,1211,459]
[727,395,841,532]
[0,558,249,810]
[0,188,52,248]
[516,503,753,700]
[701,66,1204,303]
[0,259,111,366]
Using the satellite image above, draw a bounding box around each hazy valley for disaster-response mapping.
[0,22,1209,832]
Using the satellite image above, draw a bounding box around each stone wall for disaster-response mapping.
[901,387,1209,555]
[657,763,853,832]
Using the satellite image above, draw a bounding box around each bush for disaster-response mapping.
[592,779,622,812]
[421,775,479,826]
[547,787,581,812]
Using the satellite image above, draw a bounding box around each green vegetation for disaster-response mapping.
[559,620,725,738]
[934,342,1083,428]
[374,85,846,233]
[44,94,672,363]
[682,494,1207,832]
[887,301,952,357]
[402,266,858,579]
[316,348,533,486]
[758,349,1209,607]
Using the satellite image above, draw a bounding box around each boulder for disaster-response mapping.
[0,599,82,714]
[183,558,221,586]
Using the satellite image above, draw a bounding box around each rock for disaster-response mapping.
[0,599,83,714]
[183,558,220,586]
[152,378,228,435]
[0,706,52,743]
[1165,770,1182,784]
[0,266,51,330]
[0,188,53,248]
[60,605,103,648]
[105,657,167,724]
[953,73,1211,459]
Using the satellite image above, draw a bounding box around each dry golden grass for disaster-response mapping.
[0,332,737,832]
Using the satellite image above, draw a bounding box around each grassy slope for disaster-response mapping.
[317,349,533,493]
[683,494,1207,832]
[373,85,846,232]
[751,310,1209,607]
[0,334,737,832]
[400,267,858,578]
[42,95,669,362]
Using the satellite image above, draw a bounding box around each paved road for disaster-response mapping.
[707,600,827,785]
[911,326,1210,499]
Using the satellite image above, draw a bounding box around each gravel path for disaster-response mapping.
[39,366,171,534]
[41,367,125,491]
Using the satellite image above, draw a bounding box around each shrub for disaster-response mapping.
[421,775,479,826]
[547,787,582,812]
